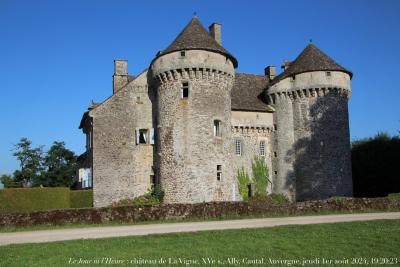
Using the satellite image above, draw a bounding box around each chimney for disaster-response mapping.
[265,66,276,81]
[209,23,222,45]
[113,60,128,94]
[281,60,291,70]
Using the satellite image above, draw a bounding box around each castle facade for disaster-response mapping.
[79,17,353,207]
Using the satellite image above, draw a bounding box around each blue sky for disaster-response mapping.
[1,0,399,175]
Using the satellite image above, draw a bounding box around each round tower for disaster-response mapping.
[150,17,238,203]
[268,44,353,201]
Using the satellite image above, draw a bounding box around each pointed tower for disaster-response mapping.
[268,44,353,201]
[150,17,238,203]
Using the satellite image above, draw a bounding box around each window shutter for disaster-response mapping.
[135,128,139,145]
[150,128,155,144]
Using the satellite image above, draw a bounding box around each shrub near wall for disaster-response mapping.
[70,190,93,208]
[0,187,70,214]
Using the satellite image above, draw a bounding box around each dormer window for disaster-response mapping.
[180,51,186,57]
[181,82,189,99]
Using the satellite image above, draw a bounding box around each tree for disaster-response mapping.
[352,132,400,197]
[39,141,78,187]
[12,138,44,187]
[0,174,17,188]
[252,156,271,196]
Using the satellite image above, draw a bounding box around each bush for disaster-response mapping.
[0,187,70,213]
[70,190,93,208]
[388,193,400,201]
[252,156,270,196]
[112,185,164,207]
[151,184,164,202]
[237,167,250,200]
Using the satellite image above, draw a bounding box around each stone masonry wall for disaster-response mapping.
[293,91,353,200]
[268,71,353,201]
[231,127,273,194]
[152,50,238,203]
[90,71,153,207]
[155,72,237,203]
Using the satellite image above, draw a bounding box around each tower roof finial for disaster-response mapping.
[193,12,198,18]
[309,39,313,43]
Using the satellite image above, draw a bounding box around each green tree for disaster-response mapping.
[252,156,271,196]
[0,174,17,188]
[237,167,251,200]
[352,132,400,197]
[39,141,78,187]
[12,138,44,187]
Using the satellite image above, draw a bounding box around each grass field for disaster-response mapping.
[0,220,399,267]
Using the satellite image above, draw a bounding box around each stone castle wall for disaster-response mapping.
[268,71,353,201]
[90,71,154,207]
[231,126,273,194]
[152,50,239,203]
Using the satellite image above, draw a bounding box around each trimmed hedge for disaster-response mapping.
[70,190,93,208]
[0,197,399,227]
[0,187,70,213]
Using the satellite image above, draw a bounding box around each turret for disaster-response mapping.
[268,43,353,201]
[150,17,239,203]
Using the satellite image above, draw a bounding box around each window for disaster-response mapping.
[326,71,331,77]
[213,120,222,137]
[235,140,242,156]
[291,75,296,81]
[135,128,155,145]
[181,82,189,99]
[180,51,186,57]
[259,141,266,156]
[217,165,222,181]
[139,129,147,144]
[274,151,277,157]
[274,124,277,131]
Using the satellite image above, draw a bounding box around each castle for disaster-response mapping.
[79,17,353,207]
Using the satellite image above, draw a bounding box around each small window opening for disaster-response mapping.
[235,140,242,156]
[274,151,277,157]
[274,124,277,131]
[180,51,186,57]
[259,141,266,156]
[291,75,296,81]
[217,165,222,181]
[326,71,331,77]
[213,120,222,137]
[181,82,189,99]
[139,129,148,144]
[272,95,276,104]
[274,171,278,175]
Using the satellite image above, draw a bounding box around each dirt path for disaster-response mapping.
[1,212,399,246]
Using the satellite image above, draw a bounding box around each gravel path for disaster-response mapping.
[1,212,399,246]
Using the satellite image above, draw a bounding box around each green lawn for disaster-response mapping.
[1,220,399,267]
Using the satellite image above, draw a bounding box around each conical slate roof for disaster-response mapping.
[271,44,352,84]
[153,16,238,68]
